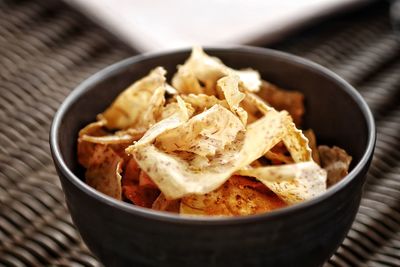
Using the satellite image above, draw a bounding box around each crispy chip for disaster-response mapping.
[124,157,141,182]
[171,64,204,94]
[318,145,352,186]
[152,193,181,212]
[100,67,166,129]
[156,104,245,157]
[115,128,147,141]
[235,69,262,92]
[171,47,261,96]
[180,176,286,216]
[237,161,327,204]
[165,83,178,95]
[77,118,139,168]
[243,92,312,162]
[180,94,229,113]
[304,129,320,165]
[160,99,195,120]
[122,183,160,208]
[136,85,166,127]
[139,170,158,189]
[282,118,312,162]
[131,96,190,148]
[127,110,288,199]
[85,145,123,200]
[77,121,109,168]
[217,75,247,125]
[265,151,293,165]
[257,81,305,126]
[241,92,273,123]
[80,134,135,145]
[78,120,107,137]
[78,125,134,168]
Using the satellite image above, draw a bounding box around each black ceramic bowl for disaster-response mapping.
[50,47,375,267]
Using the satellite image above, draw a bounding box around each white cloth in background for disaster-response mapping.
[65,0,373,52]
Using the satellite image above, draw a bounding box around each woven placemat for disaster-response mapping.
[0,0,399,266]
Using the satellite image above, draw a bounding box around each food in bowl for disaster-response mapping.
[77,47,351,216]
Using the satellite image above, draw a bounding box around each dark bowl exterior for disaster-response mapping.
[50,47,375,267]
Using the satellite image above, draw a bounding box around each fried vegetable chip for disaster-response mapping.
[180,176,286,216]
[136,85,166,127]
[124,157,141,182]
[172,47,261,96]
[139,170,158,189]
[85,145,123,200]
[160,99,195,120]
[156,104,244,157]
[318,145,352,186]
[217,75,247,125]
[257,81,305,126]
[265,150,293,165]
[180,94,229,113]
[79,120,107,137]
[100,67,167,129]
[243,92,312,162]
[281,119,312,163]
[171,64,204,95]
[132,96,190,148]
[127,110,288,199]
[152,193,181,212]
[237,161,327,204]
[304,129,320,165]
[78,120,109,168]
[122,181,160,208]
[80,134,136,145]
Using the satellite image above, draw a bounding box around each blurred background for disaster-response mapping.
[0,0,400,266]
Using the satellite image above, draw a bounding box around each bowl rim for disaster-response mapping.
[50,45,376,225]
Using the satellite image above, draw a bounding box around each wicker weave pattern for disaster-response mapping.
[0,1,399,266]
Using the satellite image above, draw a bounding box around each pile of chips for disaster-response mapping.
[78,47,352,216]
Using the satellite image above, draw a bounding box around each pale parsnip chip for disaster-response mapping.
[171,47,261,96]
[128,96,190,149]
[127,110,288,199]
[136,85,166,127]
[115,128,147,141]
[79,120,107,137]
[165,83,178,95]
[180,94,229,113]
[237,161,327,204]
[80,134,135,145]
[244,92,312,162]
[100,67,166,129]
[217,75,247,125]
[85,145,123,200]
[282,119,312,163]
[156,104,244,157]
[160,99,195,120]
[171,64,204,94]
[304,129,320,165]
[235,69,262,92]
